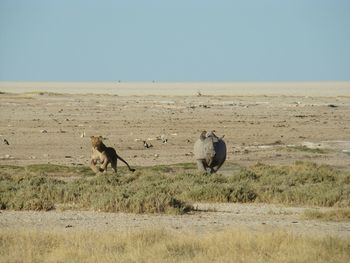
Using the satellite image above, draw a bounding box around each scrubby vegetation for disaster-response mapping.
[0,229,349,263]
[247,161,350,207]
[0,161,349,213]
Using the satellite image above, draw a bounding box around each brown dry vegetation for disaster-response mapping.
[0,228,349,263]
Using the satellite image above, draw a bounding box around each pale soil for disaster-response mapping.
[0,82,349,236]
[0,83,349,168]
[1,81,350,96]
[1,203,349,237]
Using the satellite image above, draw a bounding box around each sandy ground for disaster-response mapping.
[0,82,349,168]
[1,81,350,96]
[0,82,350,235]
[0,203,349,237]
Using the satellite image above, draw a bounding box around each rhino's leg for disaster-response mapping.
[209,167,216,174]
[196,160,208,172]
[212,162,224,173]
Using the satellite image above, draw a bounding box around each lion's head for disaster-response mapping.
[90,136,106,151]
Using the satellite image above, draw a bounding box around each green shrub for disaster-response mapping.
[0,162,349,213]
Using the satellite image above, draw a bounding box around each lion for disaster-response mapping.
[90,136,135,174]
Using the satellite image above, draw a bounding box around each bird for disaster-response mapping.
[143,140,153,148]
[160,134,168,144]
[3,139,9,145]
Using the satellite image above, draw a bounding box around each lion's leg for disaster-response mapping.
[100,156,109,173]
[111,159,117,174]
[90,159,100,173]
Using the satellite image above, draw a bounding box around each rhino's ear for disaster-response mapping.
[208,130,218,138]
[200,131,207,140]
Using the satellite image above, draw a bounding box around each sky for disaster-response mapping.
[0,0,349,82]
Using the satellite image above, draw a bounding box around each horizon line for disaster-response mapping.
[1,80,350,83]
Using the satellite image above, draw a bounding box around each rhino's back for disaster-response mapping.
[214,140,227,162]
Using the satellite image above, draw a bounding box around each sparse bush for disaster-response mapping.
[0,162,349,213]
[248,162,350,206]
[0,175,65,211]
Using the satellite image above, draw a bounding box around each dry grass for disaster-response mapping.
[0,228,349,263]
[303,209,350,222]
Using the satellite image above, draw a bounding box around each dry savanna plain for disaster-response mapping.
[0,82,350,262]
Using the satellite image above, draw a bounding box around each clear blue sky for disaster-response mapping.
[0,0,349,81]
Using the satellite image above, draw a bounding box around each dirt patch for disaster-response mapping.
[1,203,349,237]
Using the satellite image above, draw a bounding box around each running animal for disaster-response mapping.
[90,136,135,174]
[193,131,226,173]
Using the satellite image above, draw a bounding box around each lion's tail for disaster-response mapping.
[116,154,135,172]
